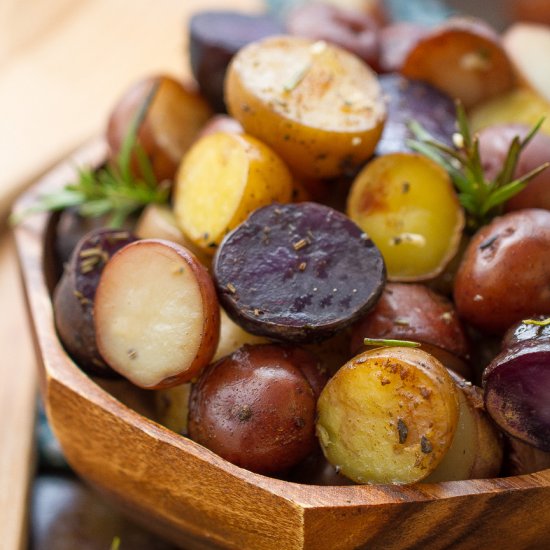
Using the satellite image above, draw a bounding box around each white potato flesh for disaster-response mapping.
[95,240,213,388]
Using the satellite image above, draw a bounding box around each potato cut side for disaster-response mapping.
[95,239,220,389]
[347,153,464,281]
[174,132,293,255]
[503,23,550,104]
[225,35,386,178]
[316,347,459,484]
[401,18,515,108]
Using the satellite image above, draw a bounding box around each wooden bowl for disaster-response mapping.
[13,141,550,550]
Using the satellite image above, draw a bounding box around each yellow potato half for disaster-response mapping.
[316,347,459,484]
[173,132,293,255]
[225,35,386,179]
[347,152,464,281]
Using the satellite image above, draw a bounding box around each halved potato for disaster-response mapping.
[316,346,460,484]
[400,17,515,108]
[94,239,220,389]
[346,153,464,281]
[173,132,293,255]
[225,35,386,178]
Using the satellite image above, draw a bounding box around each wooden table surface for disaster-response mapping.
[0,1,260,548]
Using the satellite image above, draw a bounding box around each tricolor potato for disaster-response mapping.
[188,344,327,475]
[173,132,294,255]
[424,373,503,482]
[225,35,386,178]
[94,239,220,389]
[347,153,464,281]
[213,202,386,342]
[316,347,460,484]
[400,17,515,108]
[53,228,137,376]
[107,75,213,182]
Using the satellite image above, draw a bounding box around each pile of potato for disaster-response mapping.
[52,1,550,485]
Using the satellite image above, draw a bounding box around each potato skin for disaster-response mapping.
[213,202,386,342]
[188,344,323,475]
[107,75,212,182]
[350,283,470,359]
[94,239,220,389]
[454,209,550,334]
[53,229,136,375]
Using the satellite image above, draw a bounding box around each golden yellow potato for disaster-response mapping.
[346,153,464,281]
[173,132,293,255]
[225,35,386,179]
[316,347,459,484]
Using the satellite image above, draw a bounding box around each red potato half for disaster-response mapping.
[94,239,220,389]
[400,17,515,109]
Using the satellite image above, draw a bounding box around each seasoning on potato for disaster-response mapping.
[213,201,386,342]
[316,346,460,484]
[94,239,220,389]
[225,35,386,178]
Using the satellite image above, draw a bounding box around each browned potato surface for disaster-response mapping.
[316,347,460,484]
[225,35,386,178]
[401,18,515,108]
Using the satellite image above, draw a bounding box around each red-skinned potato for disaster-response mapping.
[454,209,550,334]
[477,123,550,211]
[107,75,212,183]
[350,283,471,378]
[378,22,429,73]
[94,239,220,389]
[400,17,515,108]
[188,344,327,475]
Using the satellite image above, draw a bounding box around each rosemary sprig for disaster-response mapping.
[407,102,549,232]
[363,338,421,349]
[12,82,170,228]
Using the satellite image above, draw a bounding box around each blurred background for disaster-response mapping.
[1,0,549,549]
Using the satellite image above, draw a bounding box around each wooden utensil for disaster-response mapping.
[13,142,550,549]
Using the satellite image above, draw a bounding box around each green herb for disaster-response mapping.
[523,318,550,327]
[363,338,421,348]
[408,102,549,232]
[11,82,170,228]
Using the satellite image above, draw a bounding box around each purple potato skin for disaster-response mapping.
[189,11,282,112]
[503,316,550,350]
[213,202,386,342]
[188,344,321,475]
[483,336,550,451]
[53,228,137,376]
[376,74,456,157]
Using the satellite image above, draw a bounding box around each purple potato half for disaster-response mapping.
[53,228,137,375]
[483,337,550,451]
[213,202,386,342]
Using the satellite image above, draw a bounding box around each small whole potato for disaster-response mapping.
[454,209,550,334]
[188,344,327,475]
